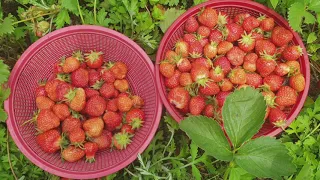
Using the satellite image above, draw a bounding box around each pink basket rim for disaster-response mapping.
[155,0,310,137]
[5,25,163,179]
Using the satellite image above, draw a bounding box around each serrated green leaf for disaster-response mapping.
[61,0,78,15]
[0,87,10,103]
[295,163,312,180]
[152,5,164,20]
[270,0,279,9]
[309,0,320,12]
[180,116,233,161]
[307,32,317,43]
[164,113,179,130]
[303,136,316,146]
[160,8,185,33]
[0,108,8,122]
[13,27,26,40]
[222,87,266,148]
[0,60,10,84]
[96,8,110,27]
[55,9,70,29]
[191,165,201,180]
[190,142,198,161]
[0,16,14,36]
[194,0,207,5]
[303,11,316,24]
[288,2,305,32]
[235,137,296,179]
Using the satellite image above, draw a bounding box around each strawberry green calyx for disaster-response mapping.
[85,51,103,63]
[257,15,266,21]
[86,156,95,163]
[260,52,276,60]
[113,132,133,150]
[22,110,39,126]
[56,73,71,83]
[190,52,202,59]
[272,119,287,130]
[131,118,143,129]
[238,32,254,46]
[59,56,66,66]
[106,61,115,69]
[64,89,77,103]
[262,92,277,108]
[217,12,228,27]
[253,27,263,34]
[264,31,272,39]
[37,79,47,86]
[214,66,223,74]
[73,50,84,62]
[296,45,304,56]
[60,133,70,150]
[185,82,199,97]
[70,109,84,120]
[91,80,104,90]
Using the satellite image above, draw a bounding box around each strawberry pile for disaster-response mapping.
[29,50,145,163]
[160,7,306,128]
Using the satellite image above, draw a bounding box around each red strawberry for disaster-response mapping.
[217,41,233,55]
[132,95,144,109]
[84,88,100,99]
[121,124,135,134]
[238,32,255,52]
[268,107,287,128]
[184,16,199,33]
[85,51,104,69]
[274,63,290,76]
[233,13,250,25]
[263,75,284,92]
[282,45,303,61]
[83,117,104,138]
[199,81,220,95]
[209,66,224,82]
[219,78,233,92]
[56,82,73,102]
[289,73,305,92]
[225,23,244,42]
[92,130,112,150]
[52,103,70,120]
[192,57,212,69]
[204,42,218,59]
[35,81,47,97]
[183,34,197,44]
[160,61,175,78]
[228,68,246,85]
[69,128,85,145]
[189,41,203,58]
[246,73,262,88]
[126,108,144,129]
[61,146,85,162]
[61,55,81,73]
[191,65,210,86]
[260,17,275,31]
[189,96,206,115]
[177,58,192,72]
[65,88,86,112]
[179,72,193,87]
[37,109,60,132]
[165,50,179,63]
[255,40,276,55]
[243,53,258,72]
[275,86,298,107]
[197,26,211,38]
[45,79,61,101]
[271,26,293,47]
[100,82,115,99]
[113,132,132,150]
[242,16,260,32]
[36,96,54,110]
[175,39,189,58]
[118,96,133,112]
[85,95,106,117]
[168,87,190,109]
[114,79,129,93]
[286,61,301,76]
[84,142,99,163]
[165,70,181,89]
[106,99,118,112]
[36,129,62,153]
[103,111,122,131]
[198,7,218,28]
[226,47,245,66]
[203,104,214,118]
[62,116,81,133]
[88,69,101,86]
[251,31,264,41]
[213,56,231,74]
[101,69,115,83]
[216,91,231,107]
[71,68,89,87]
[256,54,277,77]
[109,62,128,80]
[199,37,209,47]
[53,62,63,74]
[209,29,223,44]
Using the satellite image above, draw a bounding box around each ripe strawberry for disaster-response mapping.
[199,81,220,95]
[184,16,199,33]
[126,108,144,129]
[216,91,231,107]
[259,17,274,31]
[198,7,218,28]
[219,78,233,92]
[255,40,276,55]
[256,54,277,77]
[262,91,276,108]
[275,86,298,107]
[84,142,99,163]
[160,61,175,78]
[45,79,62,101]
[83,117,104,138]
[189,96,206,115]
[61,146,85,162]
[118,96,133,112]
[103,111,122,131]
[191,65,210,86]
[217,41,233,55]
[114,79,129,93]
[183,34,197,44]
[228,68,246,85]
[245,73,262,88]
[263,75,284,92]
[165,70,181,89]
[35,81,47,97]
[36,96,54,110]
[271,26,293,46]
[132,95,144,109]
[243,53,258,72]
[204,42,218,59]
[189,41,203,58]
[274,63,290,76]
[177,58,192,72]
[243,16,260,32]
[65,88,86,112]
[52,103,70,120]
[53,62,63,74]
[209,66,224,82]
[62,116,81,133]
[121,124,135,134]
[251,31,264,41]
[101,68,115,83]
[286,61,301,76]
[203,104,214,118]
[268,107,287,129]
[109,62,128,80]
[238,32,255,52]
[113,132,132,150]
[69,128,85,145]
[61,55,81,73]
[88,69,101,86]
[106,99,118,112]
[289,73,305,92]
[192,57,212,69]
[37,109,60,132]
[92,130,112,150]
[36,129,62,153]
[209,29,223,44]
[282,45,303,61]
[213,56,231,74]
[71,68,89,87]
[100,82,115,99]
[56,81,73,102]
[233,13,250,25]
[179,72,193,87]
[85,95,106,117]
[168,87,190,109]
[225,23,244,42]
[85,51,104,69]
[227,47,245,66]
[175,39,189,57]
[197,26,211,38]
[84,88,100,99]
[199,37,209,47]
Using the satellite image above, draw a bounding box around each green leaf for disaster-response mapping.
[61,0,79,15]
[303,11,316,24]
[229,167,255,180]
[164,113,179,130]
[55,9,70,29]
[235,137,296,179]
[96,8,110,27]
[222,87,266,147]
[180,115,233,161]
[152,5,164,20]
[0,87,10,103]
[191,165,201,180]
[190,142,198,161]
[0,60,10,84]
[308,0,320,13]
[295,163,312,180]
[0,16,14,36]
[288,2,305,32]
[0,108,8,122]
[159,8,185,33]
[270,0,279,9]
[193,0,207,5]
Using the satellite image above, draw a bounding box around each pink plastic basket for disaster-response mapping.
[5,25,162,179]
[155,0,310,137]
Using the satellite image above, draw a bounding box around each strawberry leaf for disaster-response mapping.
[0,60,10,85]
[307,32,317,44]
[61,0,79,15]
[55,9,71,29]
[308,0,320,13]
[191,164,201,180]
[0,16,14,36]
[288,2,305,33]
[270,0,279,9]
[159,8,185,33]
